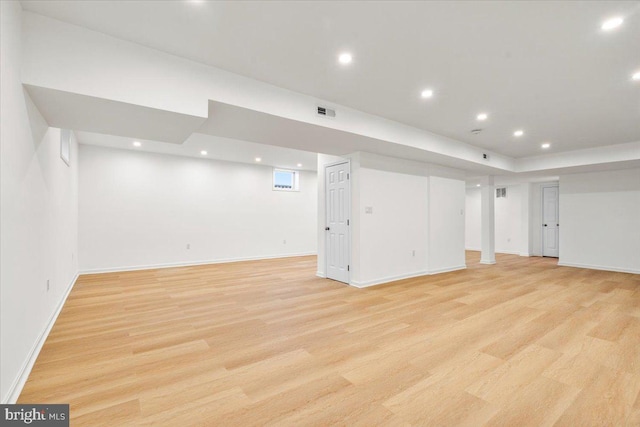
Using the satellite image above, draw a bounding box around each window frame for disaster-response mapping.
[272,168,300,192]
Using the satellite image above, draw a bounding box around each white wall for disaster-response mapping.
[465,181,553,257]
[336,152,465,287]
[466,185,521,254]
[428,176,466,273]
[1,1,79,403]
[520,183,532,256]
[559,168,640,273]
[494,185,521,254]
[465,188,481,251]
[354,168,429,286]
[79,145,317,272]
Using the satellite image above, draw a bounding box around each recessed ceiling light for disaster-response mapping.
[133,141,141,147]
[297,163,302,167]
[200,150,207,155]
[421,89,434,99]
[601,17,623,31]
[255,157,262,162]
[338,53,352,65]
[477,113,488,121]
[632,71,640,81]
[541,142,551,149]
[513,130,524,137]
[476,184,481,187]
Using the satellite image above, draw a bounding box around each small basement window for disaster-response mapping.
[273,169,299,191]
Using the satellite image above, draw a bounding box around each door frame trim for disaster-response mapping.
[540,184,559,258]
[324,160,351,285]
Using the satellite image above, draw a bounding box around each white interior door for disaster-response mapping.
[542,185,559,257]
[325,162,350,283]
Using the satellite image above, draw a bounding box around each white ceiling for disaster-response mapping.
[198,100,512,175]
[25,85,207,144]
[76,131,319,172]
[21,0,640,159]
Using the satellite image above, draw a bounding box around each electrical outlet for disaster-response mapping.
[412,250,416,257]
[46,279,50,292]
[283,240,287,244]
[186,244,190,250]
[365,206,373,214]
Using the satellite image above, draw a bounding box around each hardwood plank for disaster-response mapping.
[17,252,640,425]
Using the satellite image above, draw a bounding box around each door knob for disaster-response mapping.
[544,224,547,227]
[325,227,330,231]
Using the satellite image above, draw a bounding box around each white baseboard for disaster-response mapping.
[79,252,317,275]
[480,260,497,265]
[497,250,521,255]
[3,273,79,404]
[316,271,326,278]
[350,270,429,288]
[467,248,522,256]
[429,264,467,275]
[519,252,531,257]
[349,264,467,288]
[557,261,639,275]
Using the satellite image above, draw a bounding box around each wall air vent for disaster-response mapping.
[317,106,336,118]
[496,187,507,198]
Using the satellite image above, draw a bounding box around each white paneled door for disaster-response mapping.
[542,185,559,258]
[325,162,350,284]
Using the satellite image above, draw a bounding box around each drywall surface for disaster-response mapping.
[78,145,317,272]
[22,11,514,171]
[466,183,556,257]
[335,153,466,287]
[465,188,482,250]
[494,185,522,254]
[429,176,466,273]
[353,167,429,286]
[559,168,640,273]
[1,0,79,403]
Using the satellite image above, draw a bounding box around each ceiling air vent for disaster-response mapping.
[471,128,483,135]
[317,106,336,118]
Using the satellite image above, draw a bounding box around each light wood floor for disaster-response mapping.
[19,252,640,426]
